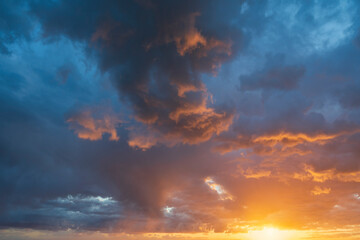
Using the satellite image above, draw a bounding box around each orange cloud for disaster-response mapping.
[128,107,232,150]
[214,130,360,156]
[128,134,159,150]
[176,82,205,97]
[240,168,272,179]
[294,166,360,183]
[253,132,339,146]
[169,95,212,123]
[67,109,121,141]
[311,186,331,195]
[149,12,232,62]
[164,12,207,56]
[168,91,233,144]
[128,89,233,149]
[175,111,233,145]
[175,28,206,56]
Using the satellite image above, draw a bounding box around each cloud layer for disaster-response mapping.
[1,0,360,239]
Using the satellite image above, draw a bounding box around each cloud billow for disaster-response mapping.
[29,0,242,149]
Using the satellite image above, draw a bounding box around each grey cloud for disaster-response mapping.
[240,65,305,91]
[0,0,33,54]
[240,54,305,91]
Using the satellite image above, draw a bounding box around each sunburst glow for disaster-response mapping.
[247,227,300,240]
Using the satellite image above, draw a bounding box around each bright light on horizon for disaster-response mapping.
[247,227,301,240]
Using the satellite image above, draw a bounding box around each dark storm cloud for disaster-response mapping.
[29,0,244,147]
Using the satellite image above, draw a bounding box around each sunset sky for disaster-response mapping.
[1,0,360,239]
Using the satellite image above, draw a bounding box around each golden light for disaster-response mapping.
[247,227,299,240]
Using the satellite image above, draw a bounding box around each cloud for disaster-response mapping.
[337,84,360,108]
[2,0,360,237]
[0,194,122,230]
[252,131,339,146]
[128,133,159,150]
[355,29,360,48]
[160,12,208,56]
[29,0,241,149]
[294,166,360,183]
[0,1,33,55]
[204,177,233,201]
[311,186,331,195]
[67,108,121,141]
[240,55,305,91]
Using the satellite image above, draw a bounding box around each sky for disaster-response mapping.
[1,0,360,239]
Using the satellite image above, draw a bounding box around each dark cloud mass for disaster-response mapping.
[240,55,305,91]
[29,0,241,147]
[1,0,360,238]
